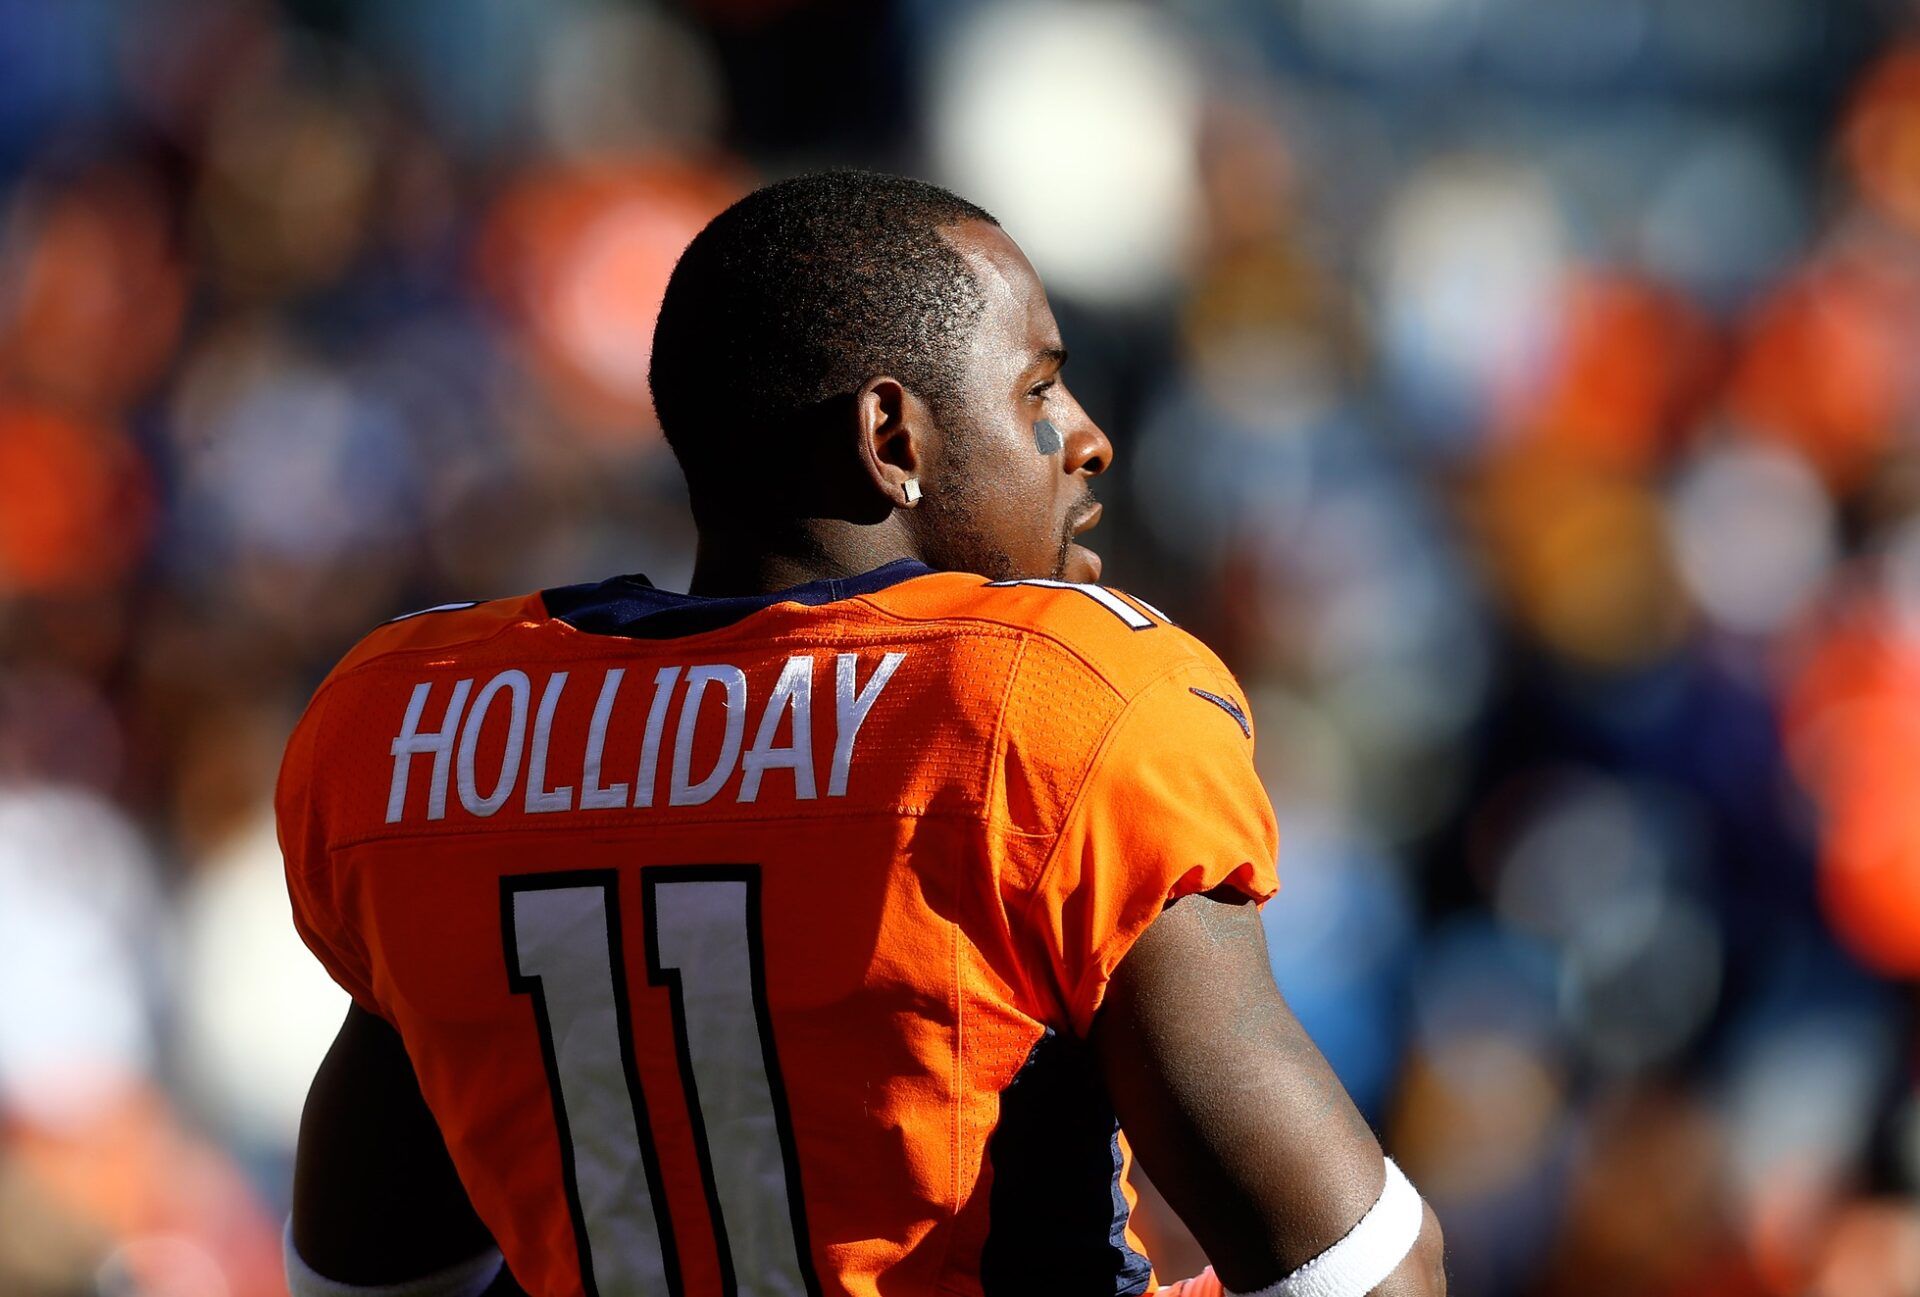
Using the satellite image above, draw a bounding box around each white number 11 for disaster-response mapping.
[503,867,819,1297]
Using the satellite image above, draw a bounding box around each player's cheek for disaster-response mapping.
[994,421,1058,552]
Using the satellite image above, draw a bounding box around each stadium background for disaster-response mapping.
[4,0,1920,1293]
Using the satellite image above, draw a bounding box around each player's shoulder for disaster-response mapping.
[862,569,1235,701]
[321,592,548,683]
[281,592,547,798]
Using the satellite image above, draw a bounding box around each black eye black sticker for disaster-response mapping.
[1032,419,1062,455]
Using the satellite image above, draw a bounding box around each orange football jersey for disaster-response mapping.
[278,560,1280,1297]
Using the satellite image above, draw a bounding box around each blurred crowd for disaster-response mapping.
[5,0,1920,1294]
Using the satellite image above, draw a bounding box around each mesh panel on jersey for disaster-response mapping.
[839,628,1027,818]
[995,636,1123,837]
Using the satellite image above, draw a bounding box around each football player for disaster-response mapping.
[279,171,1445,1297]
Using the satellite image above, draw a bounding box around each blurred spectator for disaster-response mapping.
[4,1,1920,1292]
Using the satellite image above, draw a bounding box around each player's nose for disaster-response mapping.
[1064,416,1114,479]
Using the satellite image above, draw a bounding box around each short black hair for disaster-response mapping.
[649,170,998,498]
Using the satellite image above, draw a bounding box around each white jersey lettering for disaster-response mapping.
[579,668,629,810]
[738,654,817,803]
[386,678,474,823]
[381,650,909,822]
[524,671,574,813]
[831,652,906,798]
[670,665,748,807]
[457,670,530,817]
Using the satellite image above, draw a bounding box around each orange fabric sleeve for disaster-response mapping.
[275,686,384,1016]
[1026,664,1282,1037]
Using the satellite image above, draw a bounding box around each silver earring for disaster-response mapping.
[902,478,923,504]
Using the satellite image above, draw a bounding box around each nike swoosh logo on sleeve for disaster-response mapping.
[1188,687,1251,737]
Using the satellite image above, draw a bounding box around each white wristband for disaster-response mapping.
[284,1220,504,1297]
[1226,1158,1425,1297]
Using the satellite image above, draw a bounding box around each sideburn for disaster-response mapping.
[911,430,1021,581]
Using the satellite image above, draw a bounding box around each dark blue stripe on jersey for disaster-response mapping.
[980,1028,1153,1297]
[541,559,932,640]
[1189,686,1251,737]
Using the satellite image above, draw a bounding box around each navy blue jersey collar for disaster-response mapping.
[541,558,933,639]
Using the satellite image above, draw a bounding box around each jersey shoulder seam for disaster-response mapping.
[308,599,547,700]
[846,590,1215,705]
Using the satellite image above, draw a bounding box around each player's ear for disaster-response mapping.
[854,375,928,511]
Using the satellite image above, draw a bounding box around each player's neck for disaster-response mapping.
[686,518,923,597]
